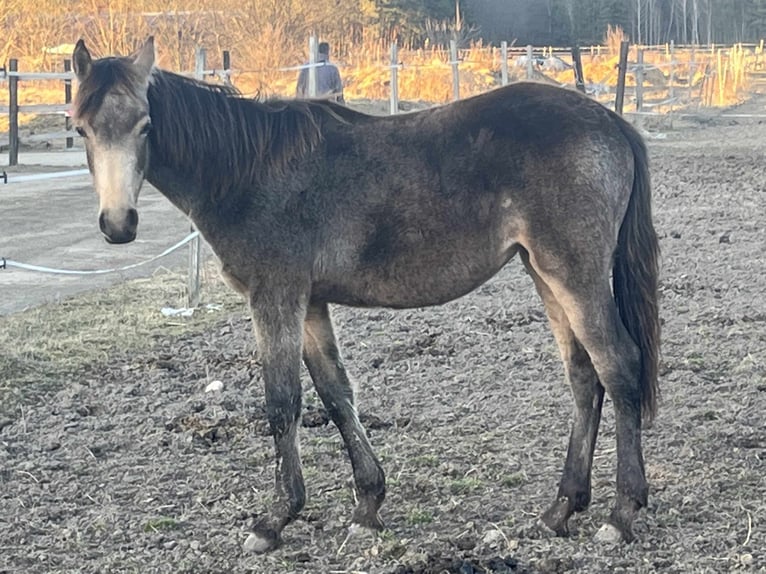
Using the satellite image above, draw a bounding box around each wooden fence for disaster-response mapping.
[4,39,765,165]
[0,48,232,167]
[3,38,766,163]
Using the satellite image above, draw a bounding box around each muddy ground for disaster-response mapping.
[1,106,765,573]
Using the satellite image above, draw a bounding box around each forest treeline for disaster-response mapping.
[2,0,766,69]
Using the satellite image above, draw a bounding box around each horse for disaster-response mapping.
[71,37,660,552]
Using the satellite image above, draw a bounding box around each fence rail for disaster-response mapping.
[4,38,762,165]
[0,51,233,167]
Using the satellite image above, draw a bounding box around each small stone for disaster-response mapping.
[190,540,201,551]
[243,532,273,553]
[594,523,622,543]
[163,540,177,550]
[205,380,224,393]
[740,553,753,567]
[482,528,505,547]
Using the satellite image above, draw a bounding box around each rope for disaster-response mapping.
[1,231,200,276]
[1,169,90,184]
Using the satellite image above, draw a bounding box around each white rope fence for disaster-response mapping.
[1,168,89,184]
[0,231,199,276]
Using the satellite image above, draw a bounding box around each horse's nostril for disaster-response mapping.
[126,208,139,229]
[98,212,108,234]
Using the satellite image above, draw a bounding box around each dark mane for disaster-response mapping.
[148,70,336,199]
[78,58,340,200]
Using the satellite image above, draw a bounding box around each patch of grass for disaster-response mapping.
[144,517,181,532]
[411,454,439,467]
[0,264,244,412]
[449,477,482,494]
[501,471,527,488]
[377,529,396,542]
[406,508,433,525]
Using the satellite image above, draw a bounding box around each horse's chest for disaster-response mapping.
[220,265,249,297]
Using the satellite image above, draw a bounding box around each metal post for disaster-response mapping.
[571,46,586,93]
[501,41,509,86]
[308,35,318,98]
[64,59,73,149]
[194,46,206,80]
[389,42,399,115]
[187,47,206,308]
[450,39,460,101]
[222,50,232,86]
[9,59,18,166]
[526,44,534,79]
[615,41,630,115]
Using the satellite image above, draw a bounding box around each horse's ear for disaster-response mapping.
[132,36,155,79]
[73,39,91,81]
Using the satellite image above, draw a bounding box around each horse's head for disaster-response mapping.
[72,38,155,244]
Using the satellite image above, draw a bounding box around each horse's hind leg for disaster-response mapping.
[524,250,647,542]
[521,252,605,536]
[244,287,308,553]
[303,303,386,530]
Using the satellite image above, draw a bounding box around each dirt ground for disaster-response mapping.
[1,102,765,573]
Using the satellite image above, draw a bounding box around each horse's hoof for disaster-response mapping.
[346,522,380,541]
[541,497,571,536]
[594,523,624,544]
[243,529,281,553]
[351,503,385,531]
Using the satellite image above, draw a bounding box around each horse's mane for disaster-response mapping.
[75,57,351,200]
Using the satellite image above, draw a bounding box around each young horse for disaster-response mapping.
[72,38,660,552]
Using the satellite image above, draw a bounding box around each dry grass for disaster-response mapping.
[0,266,243,402]
[1,40,756,133]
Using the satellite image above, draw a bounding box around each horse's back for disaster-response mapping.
[309,83,639,309]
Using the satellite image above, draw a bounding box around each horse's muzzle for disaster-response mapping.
[99,209,138,244]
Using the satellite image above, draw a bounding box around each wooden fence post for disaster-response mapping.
[308,35,318,98]
[717,48,724,106]
[64,59,73,149]
[187,47,205,308]
[450,40,460,101]
[668,41,675,102]
[571,46,586,93]
[526,44,533,79]
[389,42,399,115]
[500,41,509,86]
[689,45,696,106]
[635,48,644,113]
[9,59,19,166]
[614,40,630,115]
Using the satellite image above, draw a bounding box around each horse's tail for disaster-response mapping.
[613,118,661,424]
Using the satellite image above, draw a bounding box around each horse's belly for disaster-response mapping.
[316,243,519,309]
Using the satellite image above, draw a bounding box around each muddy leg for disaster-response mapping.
[553,288,647,542]
[523,255,605,536]
[303,303,385,529]
[245,291,308,553]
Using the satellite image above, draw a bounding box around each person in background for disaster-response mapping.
[296,41,344,103]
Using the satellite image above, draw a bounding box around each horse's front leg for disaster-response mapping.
[244,287,308,553]
[303,303,386,530]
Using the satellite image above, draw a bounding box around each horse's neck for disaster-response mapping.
[145,161,203,219]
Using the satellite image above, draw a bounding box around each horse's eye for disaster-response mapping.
[75,127,87,138]
[139,123,152,136]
